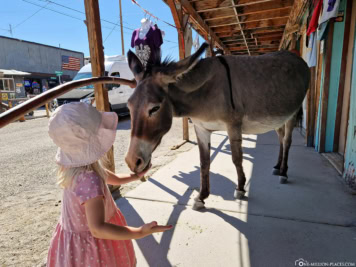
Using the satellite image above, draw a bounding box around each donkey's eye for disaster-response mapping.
[149,106,160,117]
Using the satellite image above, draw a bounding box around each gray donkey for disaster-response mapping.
[125,43,310,210]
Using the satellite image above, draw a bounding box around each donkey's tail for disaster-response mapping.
[296,106,304,128]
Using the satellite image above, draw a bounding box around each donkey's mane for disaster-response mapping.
[143,43,209,78]
[144,55,176,78]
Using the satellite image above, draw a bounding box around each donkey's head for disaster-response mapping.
[125,43,208,173]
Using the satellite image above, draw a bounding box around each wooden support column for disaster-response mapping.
[168,0,189,141]
[307,67,316,146]
[84,0,115,172]
[319,21,334,153]
[0,91,2,114]
[45,103,50,118]
[333,0,353,152]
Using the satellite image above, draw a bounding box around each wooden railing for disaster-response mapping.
[0,77,136,129]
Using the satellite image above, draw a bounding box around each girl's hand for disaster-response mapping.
[139,221,173,238]
[106,164,151,185]
[132,164,151,180]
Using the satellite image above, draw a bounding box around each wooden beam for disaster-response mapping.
[216,28,284,38]
[279,0,309,49]
[201,0,293,20]
[197,0,275,13]
[84,0,109,112]
[209,15,289,28]
[168,0,189,141]
[231,0,250,55]
[179,0,228,52]
[314,42,323,146]
[0,77,136,129]
[230,45,279,51]
[205,5,292,22]
[307,66,316,147]
[319,21,334,153]
[213,18,288,33]
[222,33,282,43]
[84,0,115,173]
[333,0,353,153]
[0,89,2,114]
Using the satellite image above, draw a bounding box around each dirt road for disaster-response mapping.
[0,115,196,266]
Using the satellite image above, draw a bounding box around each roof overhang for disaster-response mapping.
[164,0,295,55]
[0,69,31,76]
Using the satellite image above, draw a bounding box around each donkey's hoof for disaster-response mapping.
[279,176,288,184]
[234,190,246,199]
[192,200,205,211]
[272,168,280,176]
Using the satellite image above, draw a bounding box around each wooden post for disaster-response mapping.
[119,0,125,56]
[45,103,50,118]
[84,0,115,172]
[333,0,353,152]
[307,67,316,147]
[314,41,323,142]
[0,90,2,114]
[319,21,334,153]
[168,0,189,141]
[19,114,25,122]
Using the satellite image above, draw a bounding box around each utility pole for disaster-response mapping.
[119,0,125,55]
[9,24,13,37]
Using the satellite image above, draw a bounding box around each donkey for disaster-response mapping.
[125,43,310,210]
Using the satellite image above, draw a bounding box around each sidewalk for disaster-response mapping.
[116,131,356,267]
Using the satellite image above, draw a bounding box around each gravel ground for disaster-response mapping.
[0,112,196,267]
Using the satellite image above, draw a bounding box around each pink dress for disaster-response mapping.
[47,171,136,267]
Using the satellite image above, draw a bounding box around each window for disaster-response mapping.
[73,72,94,89]
[107,72,121,91]
[0,78,15,92]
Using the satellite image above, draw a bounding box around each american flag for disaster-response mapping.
[61,56,81,71]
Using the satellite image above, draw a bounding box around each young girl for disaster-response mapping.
[46,102,172,267]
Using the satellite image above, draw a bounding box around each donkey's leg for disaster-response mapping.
[193,125,212,210]
[279,114,297,184]
[272,125,285,176]
[227,125,246,199]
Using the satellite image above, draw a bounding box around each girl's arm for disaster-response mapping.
[85,196,172,240]
[105,168,149,186]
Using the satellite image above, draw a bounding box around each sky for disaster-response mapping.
[0,0,203,61]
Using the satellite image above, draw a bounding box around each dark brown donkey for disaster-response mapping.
[125,43,310,210]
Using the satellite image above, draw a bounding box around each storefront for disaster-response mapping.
[282,0,356,190]
[0,69,30,103]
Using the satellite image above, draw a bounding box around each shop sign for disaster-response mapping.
[2,93,8,101]
[16,83,23,87]
[50,77,57,80]
[24,80,31,87]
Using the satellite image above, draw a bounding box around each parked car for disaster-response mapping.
[56,55,134,115]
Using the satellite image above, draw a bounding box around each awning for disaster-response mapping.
[0,69,31,76]
[163,0,294,56]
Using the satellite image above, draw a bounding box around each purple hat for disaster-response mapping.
[48,102,118,167]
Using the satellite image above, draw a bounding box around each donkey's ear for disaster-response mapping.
[155,43,209,83]
[127,50,144,82]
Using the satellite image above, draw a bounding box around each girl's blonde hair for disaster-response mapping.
[57,158,108,188]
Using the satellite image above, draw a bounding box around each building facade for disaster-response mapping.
[0,36,84,101]
[281,0,356,190]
